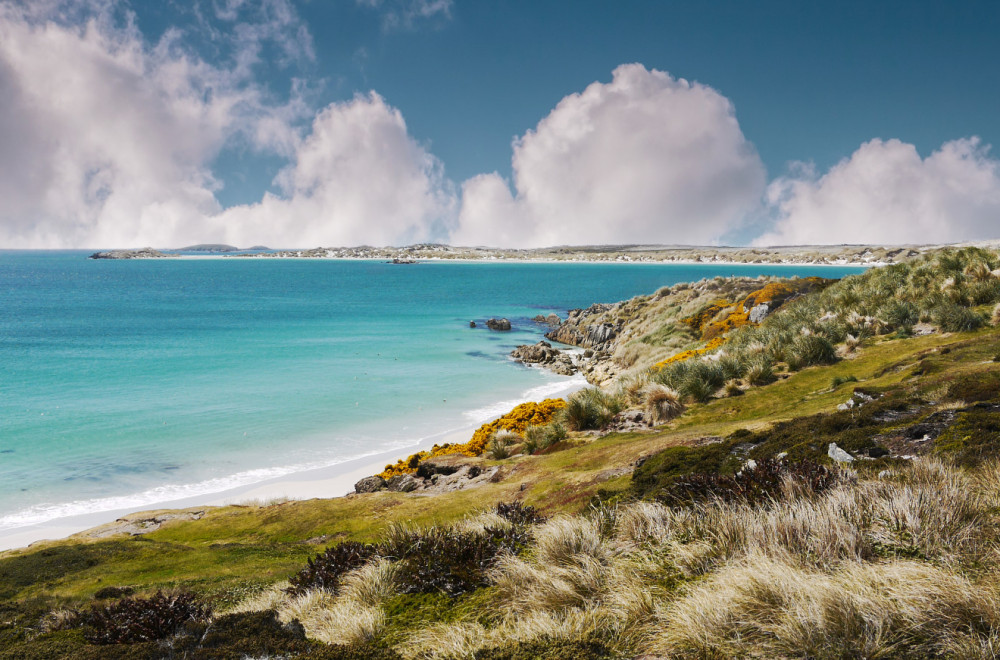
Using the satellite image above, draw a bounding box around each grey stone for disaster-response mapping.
[828,442,855,463]
[387,474,418,492]
[354,475,387,493]
[748,303,770,324]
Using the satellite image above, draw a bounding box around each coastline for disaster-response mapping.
[0,376,587,553]
[173,254,883,267]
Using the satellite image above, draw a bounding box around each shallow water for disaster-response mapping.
[0,252,864,530]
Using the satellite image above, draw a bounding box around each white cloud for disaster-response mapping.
[0,0,313,248]
[216,92,456,247]
[356,0,453,31]
[0,1,455,249]
[453,64,766,248]
[757,137,1000,246]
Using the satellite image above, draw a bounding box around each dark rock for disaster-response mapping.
[486,318,512,331]
[866,446,890,458]
[354,475,387,493]
[468,466,482,478]
[416,461,462,479]
[469,320,476,328]
[387,474,419,492]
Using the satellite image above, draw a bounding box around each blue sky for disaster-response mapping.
[1,0,998,248]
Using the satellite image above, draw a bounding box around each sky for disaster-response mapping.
[1,0,998,249]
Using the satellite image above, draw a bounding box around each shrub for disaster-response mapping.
[676,361,725,403]
[744,355,776,386]
[288,542,380,596]
[559,388,623,431]
[487,430,518,459]
[495,501,547,525]
[382,526,532,596]
[877,299,918,330]
[786,334,837,371]
[831,375,858,389]
[658,459,839,507]
[643,384,686,423]
[718,353,747,381]
[84,591,210,644]
[932,302,984,332]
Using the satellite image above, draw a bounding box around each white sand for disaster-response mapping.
[0,378,586,552]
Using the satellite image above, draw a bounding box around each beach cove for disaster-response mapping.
[0,252,864,550]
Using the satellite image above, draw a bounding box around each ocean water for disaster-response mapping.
[0,252,864,531]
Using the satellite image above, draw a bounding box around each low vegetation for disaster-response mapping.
[4,247,1000,658]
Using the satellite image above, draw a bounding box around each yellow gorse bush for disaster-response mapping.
[378,398,566,480]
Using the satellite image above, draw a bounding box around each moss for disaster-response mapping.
[631,442,741,499]
[0,540,152,601]
[934,408,1000,467]
[944,370,1000,403]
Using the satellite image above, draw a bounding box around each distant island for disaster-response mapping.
[85,241,1000,265]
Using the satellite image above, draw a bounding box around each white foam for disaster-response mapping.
[0,449,390,531]
[462,374,588,424]
[0,375,587,533]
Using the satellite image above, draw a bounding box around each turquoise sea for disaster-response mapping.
[0,252,865,533]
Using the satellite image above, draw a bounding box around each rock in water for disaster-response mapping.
[828,443,855,463]
[354,475,387,493]
[485,318,512,331]
[469,320,476,328]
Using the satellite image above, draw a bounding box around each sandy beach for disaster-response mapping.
[0,377,586,553]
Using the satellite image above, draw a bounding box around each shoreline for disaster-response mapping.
[0,377,587,553]
[172,254,883,268]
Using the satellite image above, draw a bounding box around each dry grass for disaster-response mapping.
[218,459,999,658]
[649,554,1000,659]
[642,384,685,424]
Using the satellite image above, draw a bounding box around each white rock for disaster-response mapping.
[828,442,855,463]
[744,459,758,471]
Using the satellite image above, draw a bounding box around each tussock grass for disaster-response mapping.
[651,554,1000,659]
[642,384,685,424]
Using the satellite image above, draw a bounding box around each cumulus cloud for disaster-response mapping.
[757,138,1000,246]
[453,64,766,248]
[216,92,456,247]
[0,0,453,248]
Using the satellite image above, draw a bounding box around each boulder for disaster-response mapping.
[485,318,512,331]
[387,474,419,492]
[354,475,387,493]
[748,303,770,324]
[546,313,562,325]
[828,443,855,463]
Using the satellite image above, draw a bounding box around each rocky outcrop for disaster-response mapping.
[73,509,204,539]
[89,248,177,259]
[354,475,387,493]
[485,318,512,331]
[387,474,419,492]
[355,455,500,497]
[545,304,621,352]
[532,313,562,326]
[510,341,577,376]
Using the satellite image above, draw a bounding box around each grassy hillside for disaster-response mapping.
[3,248,1000,659]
